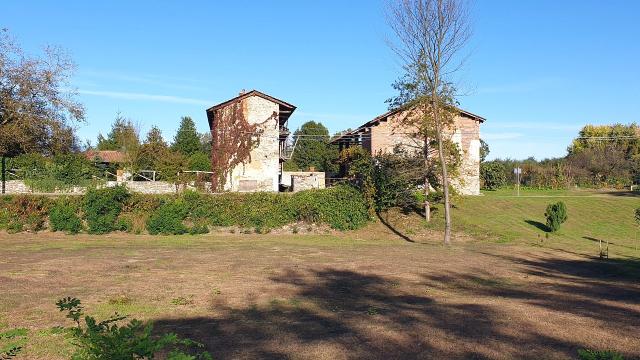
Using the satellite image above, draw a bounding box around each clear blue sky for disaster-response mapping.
[3,0,639,160]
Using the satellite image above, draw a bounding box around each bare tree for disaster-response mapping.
[0,29,85,156]
[386,0,471,244]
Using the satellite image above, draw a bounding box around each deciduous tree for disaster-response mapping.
[0,29,84,157]
[288,121,339,173]
[387,0,471,244]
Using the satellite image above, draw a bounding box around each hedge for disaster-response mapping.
[0,185,371,235]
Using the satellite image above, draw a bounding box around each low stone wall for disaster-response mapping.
[0,180,209,195]
[1,180,85,195]
[282,172,326,192]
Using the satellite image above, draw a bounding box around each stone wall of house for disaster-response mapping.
[450,116,481,195]
[281,171,326,192]
[224,95,280,192]
[368,111,481,195]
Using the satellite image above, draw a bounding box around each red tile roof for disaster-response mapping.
[85,150,126,163]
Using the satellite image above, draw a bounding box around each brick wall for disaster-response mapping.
[368,111,481,195]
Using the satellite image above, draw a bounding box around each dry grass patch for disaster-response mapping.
[0,231,638,359]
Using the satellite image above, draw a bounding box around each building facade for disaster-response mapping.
[206,90,295,192]
[332,107,485,195]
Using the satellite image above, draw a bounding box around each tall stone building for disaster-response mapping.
[206,90,295,192]
[332,107,485,195]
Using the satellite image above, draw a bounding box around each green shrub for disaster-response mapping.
[545,201,568,232]
[49,199,83,234]
[189,224,209,235]
[146,200,189,235]
[481,161,507,190]
[292,185,370,230]
[82,186,130,234]
[5,195,50,232]
[1,185,371,235]
[372,151,424,212]
[578,349,624,360]
[11,153,99,192]
[56,297,211,360]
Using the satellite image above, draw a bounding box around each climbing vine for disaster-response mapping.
[210,100,273,191]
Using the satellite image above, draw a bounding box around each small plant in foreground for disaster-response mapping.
[56,297,210,359]
[0,327,28,359]
[544,201,567,232]
[578,348,624,360]
[366,306,379,316]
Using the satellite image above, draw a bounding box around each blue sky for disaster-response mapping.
[3,0,639,160]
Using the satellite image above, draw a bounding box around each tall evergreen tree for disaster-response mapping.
[172,116,201,156]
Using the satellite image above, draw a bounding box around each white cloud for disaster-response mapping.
[79,69,208,91]
[77,89,211,106]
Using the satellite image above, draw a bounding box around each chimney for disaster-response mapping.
[239,89,247,96]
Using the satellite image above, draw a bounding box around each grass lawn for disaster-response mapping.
[448,188,640,258]
[1,189,640,359]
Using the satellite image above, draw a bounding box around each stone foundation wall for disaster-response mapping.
[281,172,326,192]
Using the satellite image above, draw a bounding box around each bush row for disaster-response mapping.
[0,185,371,235]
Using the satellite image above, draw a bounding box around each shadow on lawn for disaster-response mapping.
[153,255,640,359]
[524,219,550,232]
[376,212,415,243]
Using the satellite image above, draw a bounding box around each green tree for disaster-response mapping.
[188,152,211,171]
[545,201,568,232]
[480,139,490,162]
[97,114,140,153]
[339,147,376,215]
[172,116,201,156]
[0,29,84,157]
[387,0,471,244]
[480,161,507,190]
[289,121,339,173]
[134,126,168,171]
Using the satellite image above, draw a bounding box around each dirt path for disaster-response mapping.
[1,232,638,359]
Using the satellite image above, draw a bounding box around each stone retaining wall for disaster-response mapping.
[0,180,204,195]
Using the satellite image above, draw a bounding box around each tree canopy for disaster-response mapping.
[172,116,201,156]
[96,114,140,153]
[0,29,85,157]
[287,121,339,173]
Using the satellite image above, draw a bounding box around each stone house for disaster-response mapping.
[206,90,326,193]
[206,90,294,192]
[332,107,485,195]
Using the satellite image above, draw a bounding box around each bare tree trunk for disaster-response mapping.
[436,123,452,245]
[423,145,431,222]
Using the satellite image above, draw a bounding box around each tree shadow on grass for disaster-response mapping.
[525,219,551,232]
[376,212,415,243]
[152,255,640,359]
